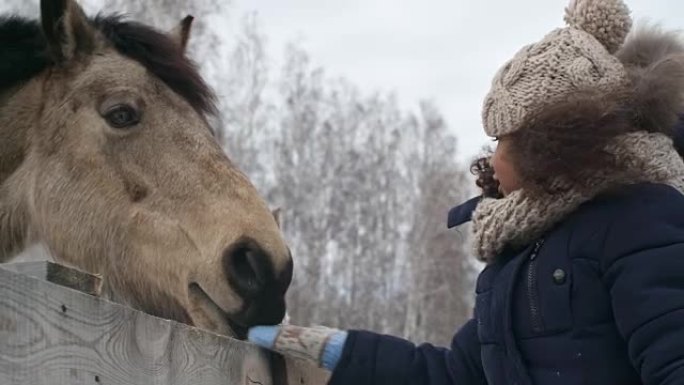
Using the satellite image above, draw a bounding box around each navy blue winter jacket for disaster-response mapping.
[328,182,684,385]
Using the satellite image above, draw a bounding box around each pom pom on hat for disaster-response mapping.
[564,0,633,53]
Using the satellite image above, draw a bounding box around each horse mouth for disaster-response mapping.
[188,283,249,340]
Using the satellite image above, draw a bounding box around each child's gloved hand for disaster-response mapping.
[248,324,348,371]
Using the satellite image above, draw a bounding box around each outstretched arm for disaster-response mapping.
[249,319,486,385]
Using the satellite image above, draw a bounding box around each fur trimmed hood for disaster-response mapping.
[617,24,684,134]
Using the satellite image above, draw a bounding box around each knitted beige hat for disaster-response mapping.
[482,0,633,137]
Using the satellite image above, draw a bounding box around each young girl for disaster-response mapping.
[248,0,684,384]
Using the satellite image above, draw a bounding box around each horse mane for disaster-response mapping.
[0,14,216,116]
[0,17,48,91]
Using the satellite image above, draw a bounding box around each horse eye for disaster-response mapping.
[104,105,140,128]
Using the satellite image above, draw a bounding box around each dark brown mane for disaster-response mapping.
[0,16,49,90]
[93,15,217,116]
[0,14,217,116]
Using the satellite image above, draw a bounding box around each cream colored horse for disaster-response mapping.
[0,0,292,339]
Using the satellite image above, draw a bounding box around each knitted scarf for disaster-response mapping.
[472,132,684,262]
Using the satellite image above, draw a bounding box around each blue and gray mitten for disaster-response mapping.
[248,325,348,371]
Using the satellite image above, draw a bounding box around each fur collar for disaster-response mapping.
[471,132,684,262]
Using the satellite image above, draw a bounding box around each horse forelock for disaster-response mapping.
[0,16,50,90]
[0,14,217,117]
[92,14,217,117]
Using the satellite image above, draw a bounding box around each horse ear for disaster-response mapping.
[170,15,194,53]
[40,0,96,62]
[272,207,282,228]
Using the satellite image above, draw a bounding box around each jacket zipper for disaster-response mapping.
[527,239,545,333]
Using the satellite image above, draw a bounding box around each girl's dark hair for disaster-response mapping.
[674,114,684,157]
[470,152,502,199]
[469,90,683,197]
[507,90,636,194]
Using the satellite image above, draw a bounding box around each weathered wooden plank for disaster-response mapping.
[2,261,102,296]
[0,264,329,385]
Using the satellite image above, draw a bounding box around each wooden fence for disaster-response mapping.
[0,262,329,385]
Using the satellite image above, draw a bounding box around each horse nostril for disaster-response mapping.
[223,240,268,296]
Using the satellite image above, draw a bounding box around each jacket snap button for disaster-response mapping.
[553,269,566,284]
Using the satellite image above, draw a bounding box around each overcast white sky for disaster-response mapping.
[231,0,682,162]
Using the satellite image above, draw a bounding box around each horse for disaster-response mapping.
[0,0,293,339]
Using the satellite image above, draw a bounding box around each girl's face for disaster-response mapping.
[491,136,522,196]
